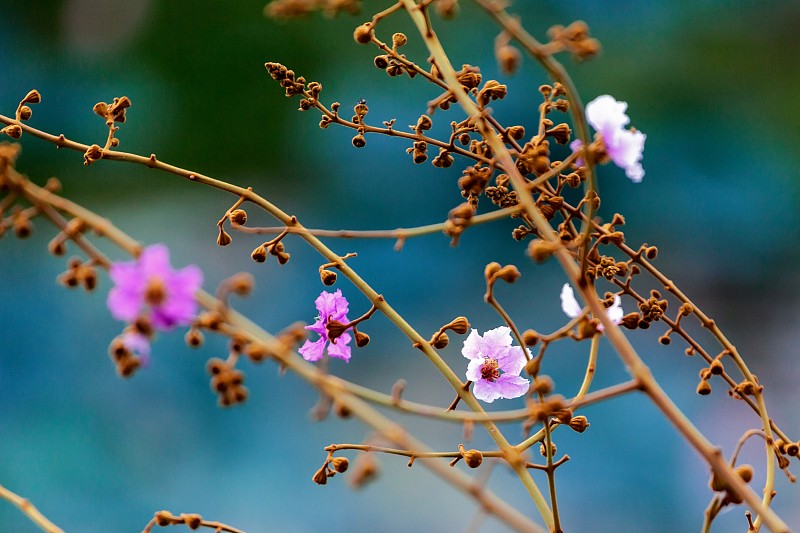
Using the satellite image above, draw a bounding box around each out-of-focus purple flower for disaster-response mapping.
[299,289,352,363]
[560,283,623,331]
[462,327,530,403]
[573,95,646,183]
[122,331,151,367]
[107,244,203,331]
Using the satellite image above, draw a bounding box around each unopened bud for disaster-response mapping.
[331,457,349,473]
[392,32,407,48]
[432,332,449,349]
[461,447,483,469]
[320,269,338,286]
[22,89,41,105]
[185,328,204,348]
[696,379,712,396]
[230,209,247,225]
[355,330,370,348]
[19,105,32,121]
[217,228,232,246]
[527,239,558,262]
[353,23,373,44]
[484,262,501,279]
[522,329,539,346]
[494,265,521,283]
[251,244,267,262]
[568,415,589,433]
[312,466,329,485]
[446,316,470,335]
[533,375,553,395]
[735,464,754,483]
[786,442,800,457]
[1,124,22,139]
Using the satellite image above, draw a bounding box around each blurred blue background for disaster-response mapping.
[1,1,799,531]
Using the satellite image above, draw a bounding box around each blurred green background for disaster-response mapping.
[1,1,799,531]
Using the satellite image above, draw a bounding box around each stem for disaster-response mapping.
[574,334,599,402]
[0,484,64,533]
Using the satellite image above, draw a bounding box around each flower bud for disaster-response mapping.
[312,466,329,485]
[568,415,590,433]
[19,105,32,121]
[540,442,557,457]
[21,89,41,105]
[230,209,247,225]
[319,268,337,286]
[709,359,724,375]
[217,228,232,246]
[497,45,521,74]
[696,379,712,396]
[185,328,204,348]
[373,55,389,69]
[494,264,521,283]
[525,356,541,377]
[785,442,800,457]
[326,320,350,342]
[331,457,349,473]
[244,342,270,362]
[83,144,103,165]
[527,239,558,262]
[251,244,267,262]
[392,32,407,47]
[432,332,449,349]
[522,329,538,346]
[352,133,366,148]
[446,316,470,335]
[353,23,373,44]
[735,464,754,483]
[462,448,483,469]
[1,124,22,139]
[355,330,370,348]
[484,262,501,279]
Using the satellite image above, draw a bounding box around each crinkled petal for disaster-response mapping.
[107,286,142,322]
[138,244,172,277]
[472,378,502,403]
[606,295,624,325]
[461,329,485,360]
[305,318,327,337]
[560,283,582,318]
[497,346,527,376]
[315,289,349,324]
[492,374,530,400]
[299,337,327,362]
[480,326,513,359]
[326,332,352,362]
[466,358,484,382]
[586,95,629,134]
[607,129,645,183]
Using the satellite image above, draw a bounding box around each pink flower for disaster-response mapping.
[572,95,646,182]
[299,289,352,363]
[462,327,530,403]
[560,283,623,331]
[107,244,203,331]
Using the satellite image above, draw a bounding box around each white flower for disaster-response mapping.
[560,283,623,330]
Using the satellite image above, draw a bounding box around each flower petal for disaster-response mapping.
[461,329,484,360]
[472,378,501,403]
[606,294,624,325]
[493,374,530,400]
[560,283,582,319]
[497,346,527,376]
[466,358,484,382]
[586,95,629,134]
[299,337,327,362]
[326,332,352,362]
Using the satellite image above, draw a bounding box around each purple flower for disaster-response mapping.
[573,95,646,182]
[107,244,203,331]
[299,289,352,363]
[462,327,530,403]
[560,283,623,331]
[121,331,151,367]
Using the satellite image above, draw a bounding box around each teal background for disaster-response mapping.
[1,1,799,531]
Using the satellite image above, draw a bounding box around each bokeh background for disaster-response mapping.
[2,1,800,531]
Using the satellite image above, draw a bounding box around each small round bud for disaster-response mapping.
[709,359,724,375]
[183,514,202,530]
[352,133,366,148]
[312,466,329,485]
[484,262,501,279]
[735,464,754,484]
[331,457,349,473]
[374,55,390,69]
[320,268,338,286]
[333,401,352,419]
[228,272,254,295]
[22,89,41,105]
[462,448,483,469]
[392,32,407,47]
[19,105,32,121]
[355,330,370,348]
[251,244,267,262]
[244,342,270,362]
[524,357,541,377]
[494,265,521,283]
[48,237,66,256]
[217,228,232,246]
[568,415,590,433]
[185,328,204,348]
[645,246,658,259]
[522,329,538,346]
[447,317,470,335]
[1,124,22,139]
[230,209,247,225]
[527,239,558,262]
[506,125,525,140]
[353,23,373,44]
[533,375,553,395]
[786,442,800,457]
[696,379,712,396]
[432,332,449,349]
[540,441,557,457]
